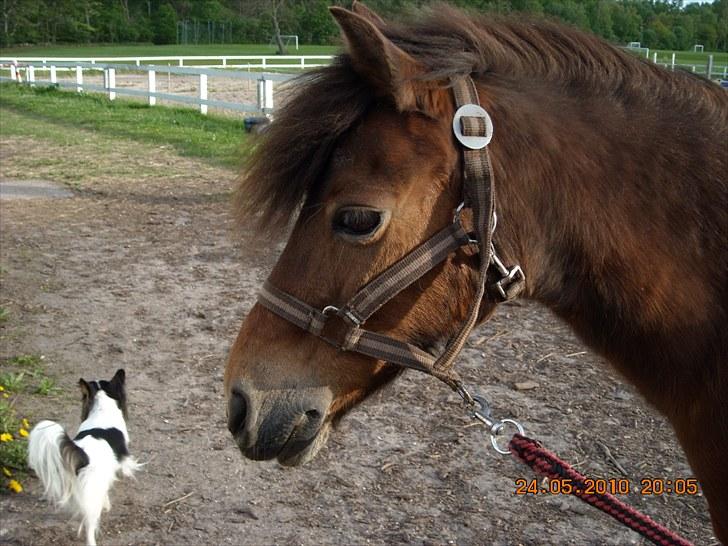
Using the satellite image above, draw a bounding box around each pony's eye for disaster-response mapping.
[333,207,385,238]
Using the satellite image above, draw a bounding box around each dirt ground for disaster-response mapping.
[0,130,715,545]
[50,71,280,116]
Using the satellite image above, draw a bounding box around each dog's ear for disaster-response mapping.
[79,378,92,398]
[110,369,125,386]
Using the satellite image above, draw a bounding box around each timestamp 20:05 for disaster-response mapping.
[514,477,700,496]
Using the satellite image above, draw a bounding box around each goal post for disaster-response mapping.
[625,43,649,59]
[269,35,299,50]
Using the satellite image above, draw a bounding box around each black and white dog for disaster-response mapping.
[28,369,140,545]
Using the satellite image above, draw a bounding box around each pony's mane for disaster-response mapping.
[235,4,722,233]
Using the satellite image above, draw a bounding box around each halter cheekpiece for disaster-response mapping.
[257,77,526,395]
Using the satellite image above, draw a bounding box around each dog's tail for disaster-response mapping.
[28,421,89,507]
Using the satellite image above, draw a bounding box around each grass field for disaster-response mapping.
[2,42,724,62]
[653,49,728,64]
[0,84,247,167]
[0,43,338,58]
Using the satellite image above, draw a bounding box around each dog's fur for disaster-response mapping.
[28,369,140,545]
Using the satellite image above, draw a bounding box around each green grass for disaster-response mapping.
[0,84,248,167]
[0,353,61,490]
[35,377,58,396]
[5,355,42,369]
[2,355,59,397]
[0,307,8,323]
[0,372,25,392]
[0,42,337,59]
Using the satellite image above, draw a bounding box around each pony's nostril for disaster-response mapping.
[227,389,248,436]
[305,409,322,421]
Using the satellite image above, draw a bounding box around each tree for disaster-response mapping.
[611,3,641,43]
[588,0,615,40]
[152,3,176,45]
[271,0,287,55]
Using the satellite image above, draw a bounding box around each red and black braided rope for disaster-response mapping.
[509,434,693,546]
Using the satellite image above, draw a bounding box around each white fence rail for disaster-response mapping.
[622,48,727,79]
[0,54,334,70]
[0,60,295,115]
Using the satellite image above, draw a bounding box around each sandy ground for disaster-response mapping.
[49,71,280,116]
[0,131,715,545]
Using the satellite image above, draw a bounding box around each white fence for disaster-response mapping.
[623,48,727,79]
[0,60,297,115]
[1,51,724,116]
[0,55,334,70]
[650,52,727,79]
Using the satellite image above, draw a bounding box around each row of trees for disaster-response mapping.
[1,0,727,51]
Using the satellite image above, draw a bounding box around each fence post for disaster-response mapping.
[9,64,16,81]
[179,58,184,67]
[257,77,274,113]
[671,52,675,71]
[136,59,140,66]
[50,65,57,84]
[300,57,305,69]
[28,65,35,86]
[148,69,156,106]
[222,57,227,67]
[652,52,657,63]
[108,68,116,100]
[76,65,83,93]
[199,73,208,115]
[706,55,713,79]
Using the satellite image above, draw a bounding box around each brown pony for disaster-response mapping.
[224,3,728,539]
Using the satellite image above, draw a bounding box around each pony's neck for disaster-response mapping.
[78,392,129,441]
[487,74,726,411]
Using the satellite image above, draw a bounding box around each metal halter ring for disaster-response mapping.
[452,104,494,150]
[489,418,525,455]
[468,392,525,455]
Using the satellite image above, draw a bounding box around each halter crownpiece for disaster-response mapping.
[257,76,525,392]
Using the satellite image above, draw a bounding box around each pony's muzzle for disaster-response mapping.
[227,383,332,464]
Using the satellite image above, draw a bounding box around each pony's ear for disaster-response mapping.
[351,1,386,27]
[330,6,432,113]
[110,369,125,386]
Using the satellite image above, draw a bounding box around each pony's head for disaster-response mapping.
[225,4,493,466]
[79,369,127,420]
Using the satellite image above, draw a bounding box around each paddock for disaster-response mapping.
[0,107,714,543]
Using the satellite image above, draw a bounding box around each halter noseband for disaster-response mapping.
[257,77,525,396]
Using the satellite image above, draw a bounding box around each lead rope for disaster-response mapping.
[462,391,694,545]
[509,434,694,546]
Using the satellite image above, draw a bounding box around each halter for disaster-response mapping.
[257,77,525,397]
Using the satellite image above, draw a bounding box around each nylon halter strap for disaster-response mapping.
[257,76,525,394]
